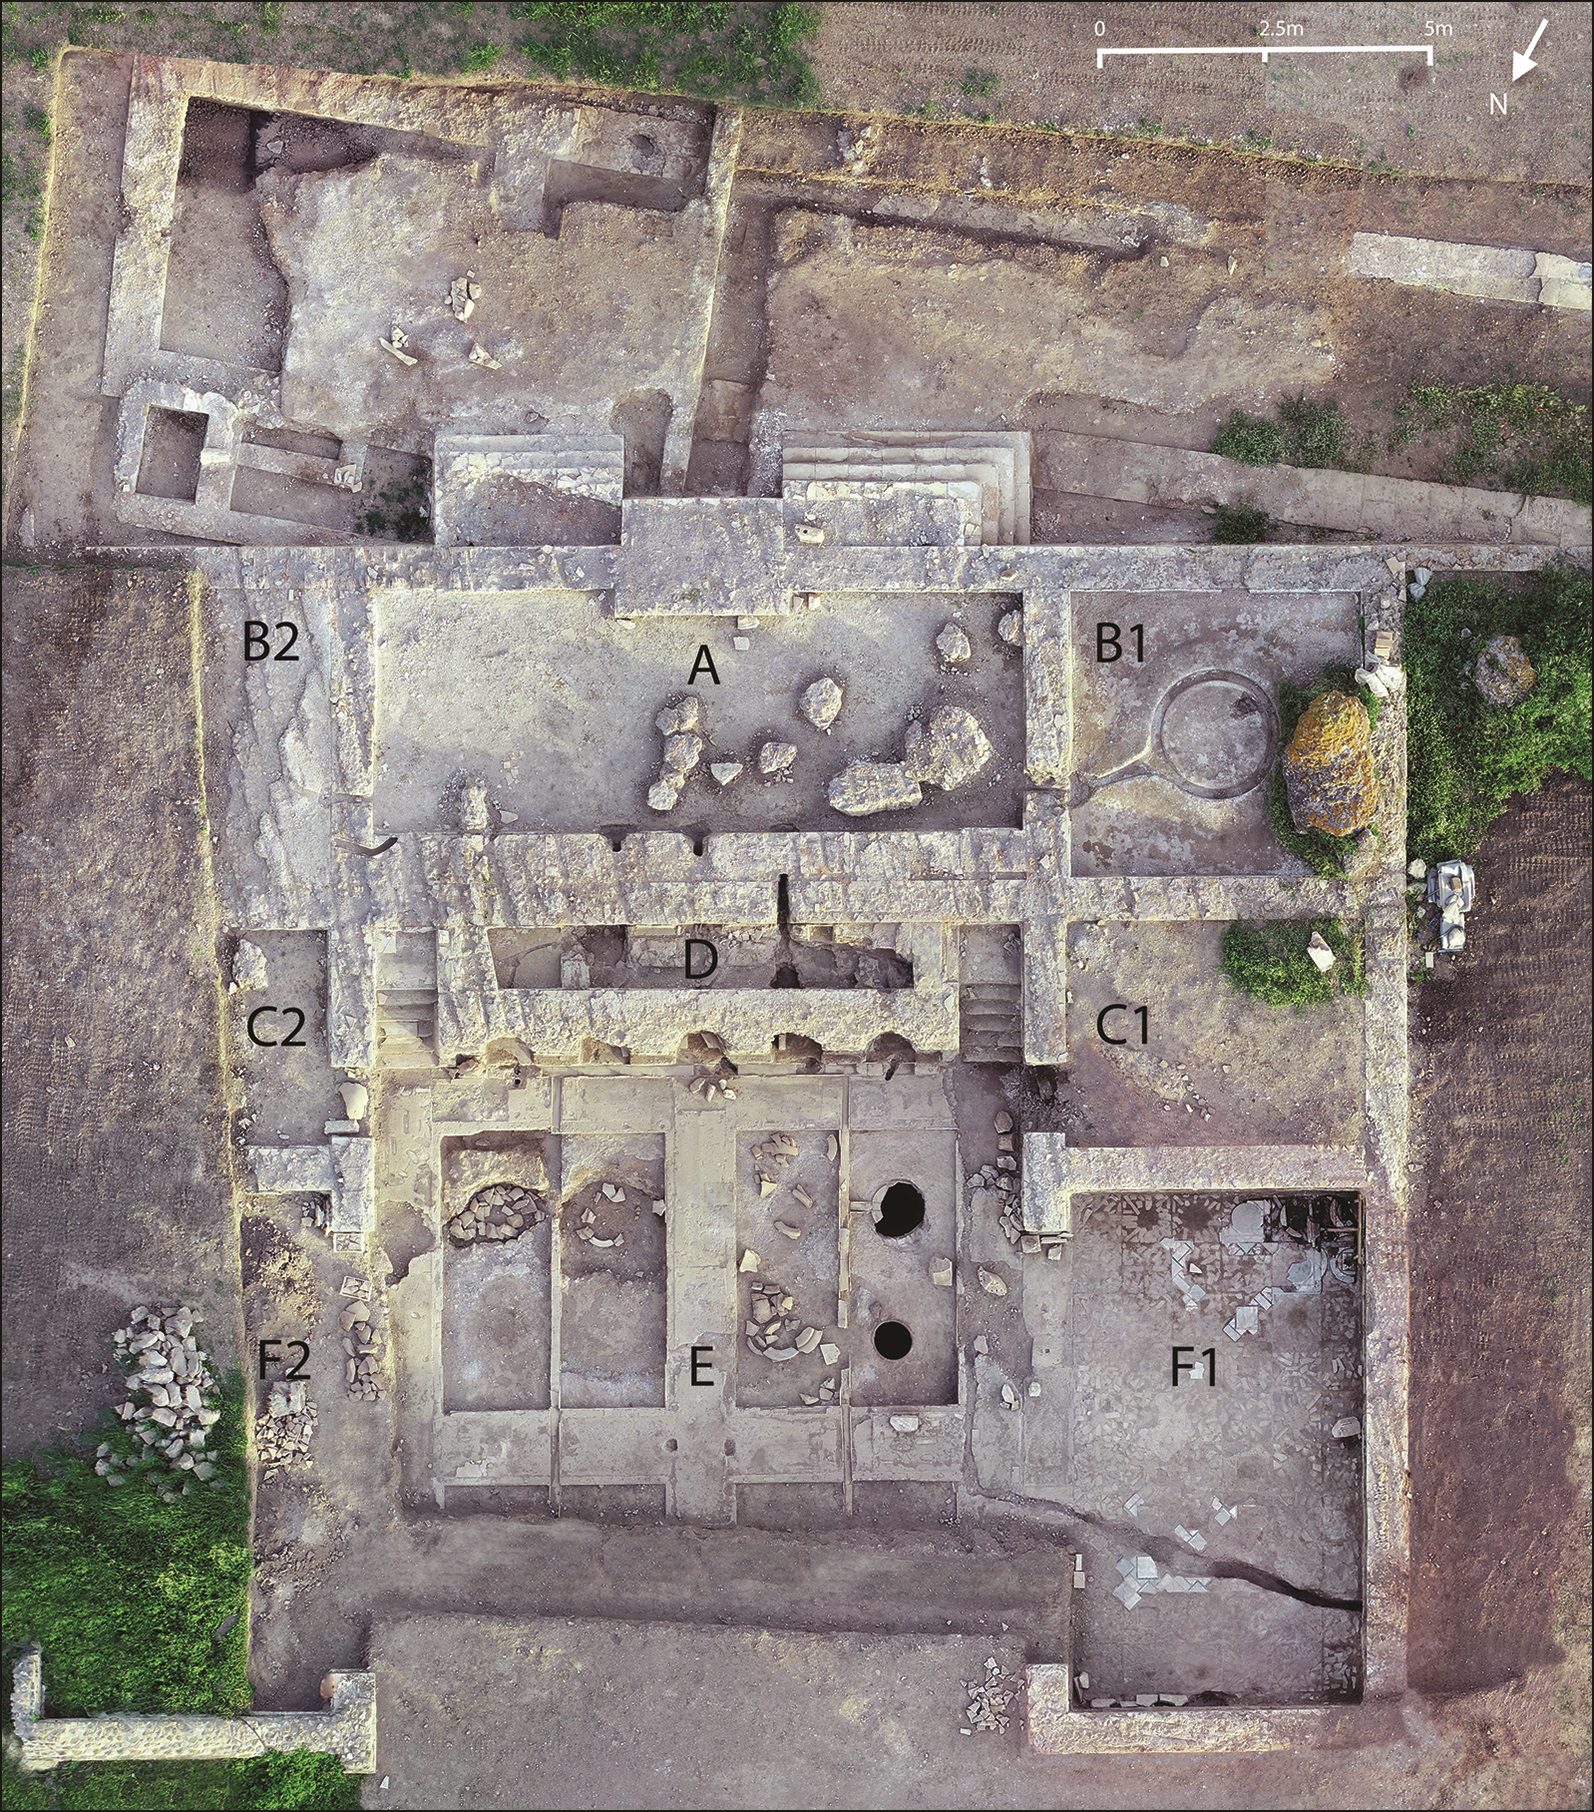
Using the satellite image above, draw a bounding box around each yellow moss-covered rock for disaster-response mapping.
[1283,690,1377,837]
[1473,634,1536,707]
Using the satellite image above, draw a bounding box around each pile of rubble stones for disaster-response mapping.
[649,699,705,812]
[572,1180,660,1248]
[106,1305,221,1498]
[447,1182,545,1245]
[960,1656,1019,1734]
[743,1274,840,1394]
[256,1379,316,1478]
[751,1130,801,1194]
[339,1279,385,1401]
[969,1111,1064,1258]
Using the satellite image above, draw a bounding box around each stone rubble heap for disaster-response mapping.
[837,119,882,174]
[751,1130,800,1194]
[687,1055,738,1101]
[828,703,995,817]
[573,1181,639,1249]
[1473,632,1536,707]
[339,1279,384,1402]
[968,1110,1058,1257]
[800,675,844,732]
[959,1656,1018,1734]
[649,699,705,813]
[935,620,972,666]
[743,1275,838,1399]
[448,270,481,321]
[107,1305,221,1498]
[448,1182,545,1245]
[256,1380,317,1479]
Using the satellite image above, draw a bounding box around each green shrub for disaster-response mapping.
[1404,563,1592,862]
[1214,396,1347,469]
[1277,394,1346,466]
[462,40,504,72]
[1221,918,1365,1010]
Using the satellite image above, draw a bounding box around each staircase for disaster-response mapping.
[960,982,1023,1065]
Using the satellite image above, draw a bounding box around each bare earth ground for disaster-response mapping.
[0,565,240,1453]
[1407,780,1593,1714]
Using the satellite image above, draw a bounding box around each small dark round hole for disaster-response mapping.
[664,1437,678,1453]
[874,1320,913,1360]
[875,1181,926,1239]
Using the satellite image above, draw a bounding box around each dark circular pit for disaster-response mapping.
[875,1181,926,1239]
[873,1320,913,1361]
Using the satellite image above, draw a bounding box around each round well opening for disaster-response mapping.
[875,1181,926,1239]
[873,1320,913,1361]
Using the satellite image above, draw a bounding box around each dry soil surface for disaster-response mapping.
[1,564,240,1453]
[1408,777,1592,1716]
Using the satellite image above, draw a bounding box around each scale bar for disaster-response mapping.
[1097,43,1435,67]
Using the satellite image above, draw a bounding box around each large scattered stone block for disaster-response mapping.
[1282,691,1377,837]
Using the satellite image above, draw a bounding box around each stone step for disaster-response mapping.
[781,430,1032,542]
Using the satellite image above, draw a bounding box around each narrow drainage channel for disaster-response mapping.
[976,1487,1363,1613]
[1205,1559,1362,1614]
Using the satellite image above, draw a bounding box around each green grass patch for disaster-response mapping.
[510,1,819,103]
[1221,917,1365,1010]
[1404,563,1592,863]
[2,1751,360,1810]
[2,1372,361,1808]
[1213,394,1347,469]
[1395,380,1591,504]
[1209,500,1272,543]
[2,1376,252,1716]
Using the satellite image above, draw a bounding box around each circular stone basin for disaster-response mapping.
[873,1320,913,1360]
[1154,671,1277,799]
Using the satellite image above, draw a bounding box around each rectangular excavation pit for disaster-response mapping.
[136,406,209,502]
[229,929,329,1145]
[371,588,1025,836]
[1064,919,1366,1148]
[161,99,287,373]
[491,924,914,991]
[1068,589,1364,876]
[439,1134,554,1415]
[846,1129,959,1409]
[735,1126,841,1409]
[229,461,356,532]
[557,1133,667,1409]
[1053,1191,1363,1708]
